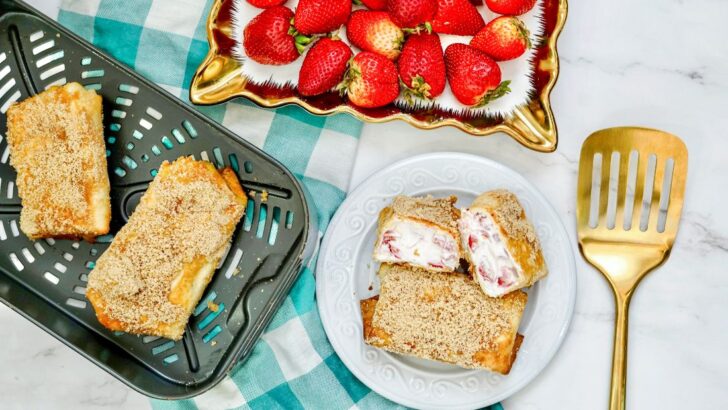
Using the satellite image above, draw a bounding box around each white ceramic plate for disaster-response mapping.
[316,153,576,410]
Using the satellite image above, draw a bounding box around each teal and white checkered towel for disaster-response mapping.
[56,1,504,409]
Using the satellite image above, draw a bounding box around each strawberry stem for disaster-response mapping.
[288,20,314,54]
[476,80,511,107]
[400,80,416,105]
[336,62,359,97]
[515,19,532,50]
[400,75,432,104]
[294,35,314,54]
[403,22,433,35]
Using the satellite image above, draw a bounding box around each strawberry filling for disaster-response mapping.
[381,231,402,259]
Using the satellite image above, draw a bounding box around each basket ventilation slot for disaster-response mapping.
[43,271,59,284]
[65,298,86,309]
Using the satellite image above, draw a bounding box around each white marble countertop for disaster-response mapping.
[3,0,728,409]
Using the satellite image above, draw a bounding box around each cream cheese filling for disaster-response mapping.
[459,209,523,296]
[374,217,459,271]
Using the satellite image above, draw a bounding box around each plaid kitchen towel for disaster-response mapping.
[56,1,504,409]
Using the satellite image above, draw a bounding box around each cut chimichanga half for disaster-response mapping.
[458,190,548,298]
[373,195,461,272]
[361,263,527,374]
[6,82,110,240]
[86,157,247,340]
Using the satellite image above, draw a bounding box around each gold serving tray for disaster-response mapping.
[190,0,567,152]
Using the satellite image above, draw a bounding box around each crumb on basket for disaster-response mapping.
[208,301,220,312]
[232,267,241,277]
[260,190,268,203]
[249,191,256,198]
[211,340,217,346]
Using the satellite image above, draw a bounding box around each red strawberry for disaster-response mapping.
[431,0,485,35]
[444,43,510,106]
[244,7,305,65]
[398,33,446,101]
[346,11,404,60]
[470,16,530,61]
[298,37,353,96]
[386,0,437,28]
[359,0,387,10]
[294,0,352,35]
[341,52,399,108]
[246,0,287,8]
[485,0,537,16]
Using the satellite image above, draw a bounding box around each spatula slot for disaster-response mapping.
[606,151,621,229]
[639,154,657,232]
[656,158,675,233]
[588,153,602,228]
[622,150,639,230]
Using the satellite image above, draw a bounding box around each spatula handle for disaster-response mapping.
[609,295,631,410]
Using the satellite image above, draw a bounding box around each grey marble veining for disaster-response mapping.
[352,1,728,409]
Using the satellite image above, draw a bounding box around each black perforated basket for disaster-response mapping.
[0,0,317,399]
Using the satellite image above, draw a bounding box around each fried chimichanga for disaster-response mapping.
[458,190,548,298]
[86,157,246,340]
[6,82,110,240]
[362,263,527,374]
[373,195,461,273]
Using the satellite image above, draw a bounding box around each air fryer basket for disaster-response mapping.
[0,0,317,399]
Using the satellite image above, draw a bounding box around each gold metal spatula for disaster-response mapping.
[576,127,688,410]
